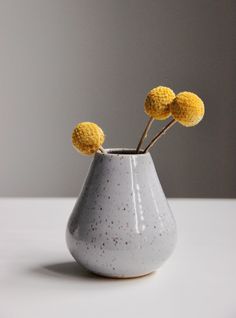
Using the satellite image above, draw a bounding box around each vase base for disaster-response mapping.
[87,269,156,279]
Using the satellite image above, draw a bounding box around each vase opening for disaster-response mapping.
[104,148,148,156]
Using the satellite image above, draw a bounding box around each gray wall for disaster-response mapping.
[0,0,235,198]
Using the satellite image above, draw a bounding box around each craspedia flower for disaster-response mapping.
[72,122,105,155]
[144,86,175,120]
[170,92,205,127]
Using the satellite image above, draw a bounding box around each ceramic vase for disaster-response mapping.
[66,149,177,278]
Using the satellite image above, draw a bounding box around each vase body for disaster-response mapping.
[66,149,177,278]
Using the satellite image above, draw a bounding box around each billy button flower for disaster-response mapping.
[72,122,106,155]
[170,91,205,127]
[143,91,205,153]
[136,86,175,153]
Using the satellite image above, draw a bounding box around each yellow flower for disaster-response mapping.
[144,86,175,120]
[72,122,105,155]
[170,92,205,127]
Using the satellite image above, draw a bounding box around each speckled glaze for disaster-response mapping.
[66,149,177,278]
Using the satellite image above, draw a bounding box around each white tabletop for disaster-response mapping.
[0,198,235,318]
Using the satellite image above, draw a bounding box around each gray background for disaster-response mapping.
[0,0,235,198]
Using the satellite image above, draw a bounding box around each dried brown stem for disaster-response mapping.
[143,119,176,153]
[136,117,154,153]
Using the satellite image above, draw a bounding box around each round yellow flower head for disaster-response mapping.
[72,122,105,155]
[144,86,175,120]
[170,92,205,127]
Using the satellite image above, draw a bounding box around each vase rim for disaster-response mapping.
[98,148,150,157]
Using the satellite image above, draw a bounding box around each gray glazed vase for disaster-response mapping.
[66,149,177,278]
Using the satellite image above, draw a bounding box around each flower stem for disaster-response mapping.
[136,117,154,153]
[143,119,176,153]
[99,146,107,154]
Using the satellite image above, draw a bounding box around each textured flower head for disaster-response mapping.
[144,86,175,120]
[72,122,105,155]
[170,92,205,127]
